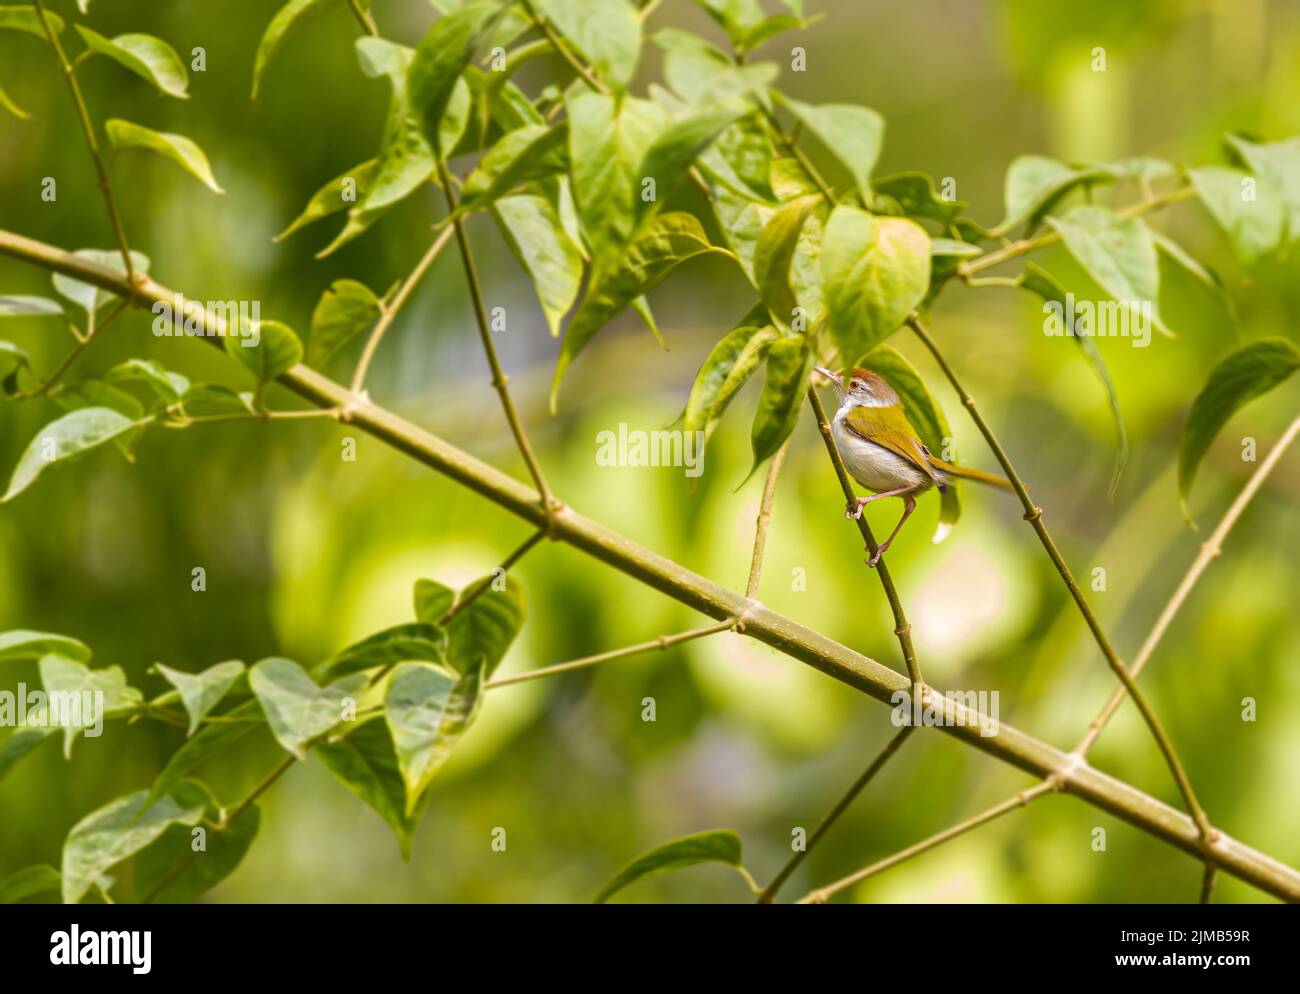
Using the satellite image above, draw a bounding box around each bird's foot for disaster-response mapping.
[866,543,890,568]
[844,498,865,520]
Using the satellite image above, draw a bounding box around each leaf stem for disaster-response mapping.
[757,725,914,903]
[485,620,734,689]
[745,441,787,598]
[436,156,561,536]
[350,225,455,394]
[346,0,379,37]
[31,0,136,290]
[438,528,546,624]
[1074,414,1300,756]
[906,313,1217,845]
[797,781,1054,903]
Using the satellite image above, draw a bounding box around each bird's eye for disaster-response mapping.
[849,379,862,390]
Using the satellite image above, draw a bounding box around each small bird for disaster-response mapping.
[814,365,1011,566]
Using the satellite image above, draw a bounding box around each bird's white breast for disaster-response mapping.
[831,407,934,493]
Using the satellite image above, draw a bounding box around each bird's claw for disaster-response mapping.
[844,498,865,521]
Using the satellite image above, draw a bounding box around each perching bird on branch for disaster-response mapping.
[814,365,1012,567]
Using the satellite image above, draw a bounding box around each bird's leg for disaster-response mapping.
[867,493,918,567]
[845,485,913,520]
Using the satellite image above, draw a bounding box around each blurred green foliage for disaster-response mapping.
[1,0,1298,903]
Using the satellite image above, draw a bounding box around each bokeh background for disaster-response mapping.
[1,0,1298,903]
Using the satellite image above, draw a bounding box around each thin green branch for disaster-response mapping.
[1075,414,1300,756]
[961,186,1197,277]
[758,725,914,903]
[2,228,1297,901]
[435,157,561,536]
[745,441,788,598]
[351,225,455,394]
[798,781,1055,903]
[807,386,924,687]
[346,0,379,37]
[906,313,1216,846]
[485,619,734,689]
[439,528,546,624]
[31,0,136,288]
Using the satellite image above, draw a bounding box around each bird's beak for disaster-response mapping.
[813,365,845,396]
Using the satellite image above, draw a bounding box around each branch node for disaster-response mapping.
[1022,505,1043,523]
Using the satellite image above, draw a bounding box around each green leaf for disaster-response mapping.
[777,96,883,203]
[413,577,525,678]
[384,659,485,816]
[537,0,641,88]
[822,207,930,362]
[702,115,776,204]
[307,279,381,369]
[860,344,961,540]
[684,310,777,438]
[104,358,188,405]
[2,407,152,504]
[315,718,430,860]
[1048,205,1169,336]
[61,787,205,904]
[1087,157,1175,184]
[748,335,811,480]
[249,657,367,760]
[1178,338,1300,512]
[0,83,29,120]
[226,319,303,386]
[0,864,60,904]
[133,785,259,904]
[409,1,501,153]
[152,661,245,737]
[873,172,966,226]
[655,29,776,105]
[1225,134,1300,244]
[147,701,264,808]
[105,119,224,194]
[739,12,806,53]
[179,384,255,418]
[275,160,377,242]
[251,0,331,100]
[1188,166,1285,263]
[551,212,718,407]
[493,193,584,337]
[75,27,188,99]
[0,629,90,663]
[51,249,150,318]
[318,622,449,681]
[996,155,1110,234]
[566,89,668,262]
[39,654,142,757]
[594,829,745,903]
[0,5,64,39]
[636,107,749,223]
[0,295,60,317]
[0,728,55,783]
[1018,263,1128,499]
[695,0,765,48]
[457,123,569,215]
[50,380,145,423]
[752,195,817,329]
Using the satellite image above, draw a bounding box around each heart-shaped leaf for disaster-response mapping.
[307,279,381,369]
[3,407,153,503]
[249,657,367,760]
[152,661,246,736]
[0,629,91,663]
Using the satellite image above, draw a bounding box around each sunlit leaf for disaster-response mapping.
[225,319,303,386]
[1179,338,1300,513]
[105,119,224,194]
[752,195,817,329]
[777,95,883,203]
[75,27,189,99]
[1048,205,1169,336]
[318,622,449,682]
[822,206,930,362]
[275,160,377,242]
[412,576,525,679]
[1225,134,1300,244]
[1188,166,1285,263]
[0,629,91,664]
[0,5,64,40]
[307,279,381,369]
[996,155,1110,234]
[2,407,152,504]
[384,659,485,816]
[249,657,368,760]
[748,335,810,480]
[456,123,568,215]
[315,718,430,861]
[635,107,749,223]
[594,829,746,903]
[251,0,335,100]
[536,0,641,88]
[552,212,719,407]
[39,654,142,757]
[51,249,150,318]
[104,358,188,405]
[61,786,205,904]
[152,661,246,737]
[873,172,966,226]
[409,1,501,152]
[493,193,584,337]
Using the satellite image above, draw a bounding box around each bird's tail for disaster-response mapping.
[929,458,1013,491]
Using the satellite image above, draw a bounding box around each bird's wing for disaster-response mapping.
[843,404,946,488]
